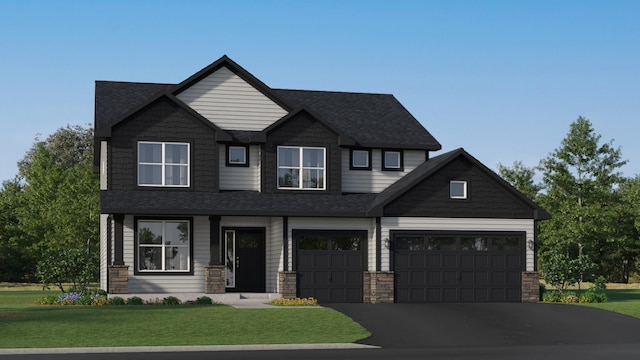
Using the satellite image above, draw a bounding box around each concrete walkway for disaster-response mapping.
[111,292,293,308]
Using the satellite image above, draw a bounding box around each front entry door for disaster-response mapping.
[224,228,266,292]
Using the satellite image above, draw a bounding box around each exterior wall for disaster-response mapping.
[380,217,535,272]
[363,271,394,303]
[384,156,533,218]
[100,141,108,190]
[176,66,288,131]
[109,97,219,192]
[268,217,284,292]
[99,214,109,290]
[263,112,342,194]
[123,215,210,293]
[342,149,426,193]
[219,144,260,191]
[522,271,540,303]
[288,217,376,271]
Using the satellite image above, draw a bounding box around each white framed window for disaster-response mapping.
[136,219,191,273]
[450,180,467,199]
[138,142,189,187]
[382,150,403,171]
[277,146,325,190]
[227,145,248,166]
[351,149,371,170]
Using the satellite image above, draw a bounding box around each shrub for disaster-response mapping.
[579,291,608,303]
[34,294,60,305]
[126,296,144,305]
[561,292,579,303]
[195,296,213,305]
[36,248,98,294]
[269,297,318,306]
[542,290,562,303]
[539,283,546,301]
[162,296,182,305]
[108,297,125,305]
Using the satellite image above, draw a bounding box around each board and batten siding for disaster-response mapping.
[219,144,260,191]
[288,217,377,272]
[380,217,536,272]
[176,66,288,131]
[99,214,109,291]
[123,216,209,293]
[100,141,107,190]
[342,149,426,193]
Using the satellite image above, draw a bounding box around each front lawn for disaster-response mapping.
[0,290,370,349]
[579,289,640,319]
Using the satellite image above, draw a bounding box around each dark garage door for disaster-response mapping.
[393,231,525,303]
[296,230,366,303]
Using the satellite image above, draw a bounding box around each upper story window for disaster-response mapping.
[227,145,248,167]
[136,219,191,273]
[278,146,325,190]
[382,150,403,171]
[450,180,467,199]
[138,141,189,187]
[350,149,371,170]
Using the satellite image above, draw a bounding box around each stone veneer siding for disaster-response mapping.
[108,265,129,294]
[204,265,226,294]
[521,271,540,303]
[279,271,297,298]
[363,271,394,303]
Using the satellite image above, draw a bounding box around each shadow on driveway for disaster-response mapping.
[328,303,640,349]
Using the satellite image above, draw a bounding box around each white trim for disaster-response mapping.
[450,180,467,199]
[351,150,370,168]
[138,141,190,187]
[277,146,326,190]
[137,219,191,273]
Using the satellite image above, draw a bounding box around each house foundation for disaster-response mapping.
[108,265,129,294]
[521,271,540,302]
[364,271,394,303]
[279,271,297,298]
[204,265,226,294]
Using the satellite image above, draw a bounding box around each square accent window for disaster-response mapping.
[382,150,403,171]
[136,219,191,273]
[277,146,325,190]
[138,142,189,187]
[450,180,467,199]
[227,145,248,166]
[350,149,371,170]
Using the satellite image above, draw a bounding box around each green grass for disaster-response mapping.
[579,289,640,319]
[0,290,370,349]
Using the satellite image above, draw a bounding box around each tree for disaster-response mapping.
[497,161,542,200]
[537,117,628,280]
[0,179,36,281]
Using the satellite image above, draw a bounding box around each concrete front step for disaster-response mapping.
[109,292,281,305]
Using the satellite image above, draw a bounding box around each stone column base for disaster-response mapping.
[522,271,540,302]
[205,265,226,294]
[108,265,129,294]
[279,271,297,299]
[364,271,394,303]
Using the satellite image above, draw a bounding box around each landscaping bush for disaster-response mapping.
[195,296,213,305]
[162,296,182,305]
[579,291,608,303]
[543,290,607,303]
[269,297,318,306]
[36,248,98,294]
[126,296,144,305]
[108,296,125,305]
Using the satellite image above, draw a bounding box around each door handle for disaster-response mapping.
[236,257,240,269]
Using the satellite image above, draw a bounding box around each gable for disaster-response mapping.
[383,156,535,219]
[176,66,288,131]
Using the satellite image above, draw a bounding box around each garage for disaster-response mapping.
[393,231,525,303]
[295,230,366,303]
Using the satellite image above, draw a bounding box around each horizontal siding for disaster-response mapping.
[99,214,109,291]
[125,216,209,293]
[177,66,288,131]
[219,144,260,191]
[268,217,283,293]
[342,149,426,193]
[380,217,535,272]
[288,217,376,271]
[100,141,107,190]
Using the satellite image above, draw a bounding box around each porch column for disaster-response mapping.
[113,214,124,265]
[209,216,221,265]
[108,214,128,294]
[205,216,225,294]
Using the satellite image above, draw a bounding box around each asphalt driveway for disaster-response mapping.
[328,303,640,349]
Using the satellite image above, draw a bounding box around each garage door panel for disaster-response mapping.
[394,231,524,303]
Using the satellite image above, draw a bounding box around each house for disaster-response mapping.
[94,55,549,303]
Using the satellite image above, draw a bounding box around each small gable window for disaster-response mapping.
[227,145,248,166]
[351,149,371,170]
[277,146,325,190]
[138,141,189,187]
[382,150,403,171]
[450,180,467,199]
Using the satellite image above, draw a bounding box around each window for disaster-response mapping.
[450,180,467,199]
[350,149,371,170]
[137,219,191,273]
[138,142,189,187]
[227,145,248,166]
[382,150,403,171]
[277,146,325,190]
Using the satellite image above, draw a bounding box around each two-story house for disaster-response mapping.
[94,55,549,303]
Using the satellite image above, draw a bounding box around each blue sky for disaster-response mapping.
[1,0,638,183]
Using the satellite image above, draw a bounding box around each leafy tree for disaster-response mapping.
[36,248,98,293]
[0,179,36,281]
[497,161,542,200]
[537,117,628,280]
[541,253,598,291]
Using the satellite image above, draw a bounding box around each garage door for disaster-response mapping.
[295,230,366,303]
[393,231,525,303]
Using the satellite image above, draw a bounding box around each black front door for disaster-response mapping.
[224,228,266,292]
